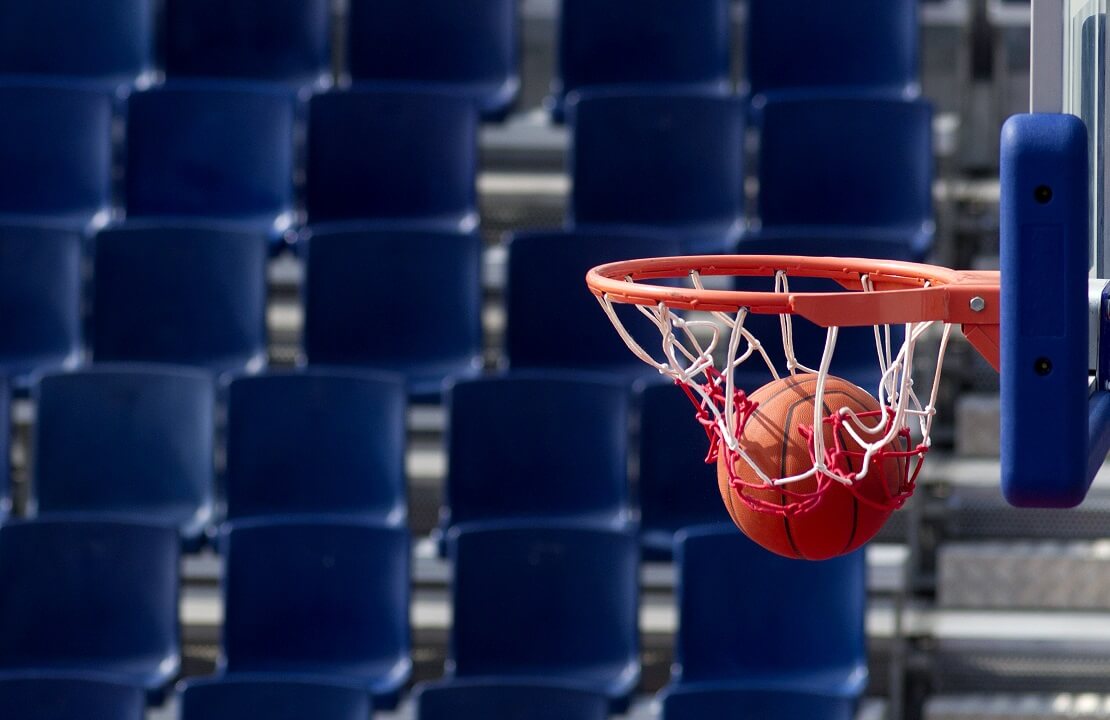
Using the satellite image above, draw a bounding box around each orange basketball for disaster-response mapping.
[717,373,907,561]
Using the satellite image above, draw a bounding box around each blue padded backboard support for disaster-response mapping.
[1000,113,1110,507]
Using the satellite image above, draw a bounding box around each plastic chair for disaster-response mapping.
[752,96,934,260]
[306,89,478,228]
[448,524,640,710]
[444,373,631,534]
[0,0,154,87]
[91,224,268,375]
[220,518,411,709]
[0,520,180,694]
[180,676,371,720]
[164,0,331,88]
[416,679,610,720]
[303,227,482,399]
[33,365,215,546]
[638,381,728,558]
[346,0,518,120]
[505,230,681,376]
[0,81,112,230]
[568,91,744,253]
[551,0,731,119]
[668,525,867,695]
[0,675,146,720]
[572,90,745,252]
[0,225,82,388]
[125,83,296,244]
[226,370,407,524]
[746,0,918,100]
[661,685,856,720]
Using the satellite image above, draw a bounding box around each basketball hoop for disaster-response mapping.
[587,255,1001,521]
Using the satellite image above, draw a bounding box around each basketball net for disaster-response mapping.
[598,270,951,516]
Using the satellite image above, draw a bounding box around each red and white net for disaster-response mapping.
[596,269,954,516]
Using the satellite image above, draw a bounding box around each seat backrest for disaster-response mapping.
[449,524,639,677]
[446,373,630,526]
[0,519,180,670]
[347,0,518,112]
[746,0,918,98]
[0,676,146,720]
[91,225,268,371]
[505,230,681,371]
[164,0,331,86]
[0,0,153,82]
[226,370,407,523]
[0,226,81,374]
[570,92,744,229]
[222,519,410,671]
[0,82,112,218]
[673,526,867,685]
[756,97,933,229]
[417,680,610,720]
[33,366,214,530]
[306,90,477,224]
[556,0,731,105]
[662,686,856,720]
[181,677,371,720]
[303,228,483,371]
[125,84,296,220]
[638,382,727,539]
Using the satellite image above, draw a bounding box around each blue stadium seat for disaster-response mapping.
[226,370,407,524]
[180,676,371,720]
[0,520,180,694]
[346,0,519,120]
[568,91,745,253]
[661,685,856,720]
[505,230,681,376]
[444,373,631,535]
[164,0,332,88]
[0,675,146,720]
[551,0,732,119]
[33,366,215,546]
[0,0,154,87]
[125,83,296,246]
[447,524,640,710]
[667,525,867,696]
[92,224,268,375]
[0,226,82,388]
[306,89,478,229]
[750,96,934,260]
[416,679,610,720]
[221,518,411,709]
[746,0,919,101]
[638,381,728,558]
[0,81,112,230]
[303,227,482,399]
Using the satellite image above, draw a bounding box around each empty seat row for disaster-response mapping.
[0,0,918,120]
[0,519,865,712]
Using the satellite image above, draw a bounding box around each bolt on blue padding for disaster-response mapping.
[346,0,519,121]
[0,675,146,720]
[0,520,181,695]
[567,91,745,253]
[669,525,867,697]
[225,369,407,525]
[179,675,371,720]
[163,0,332,88]
[0,225,82,388]
[446,523,640,711]
[220,518,411,709]
[33,365,215,546]
[416,679,610,720]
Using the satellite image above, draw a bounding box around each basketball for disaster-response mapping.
[716,373,908,561]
